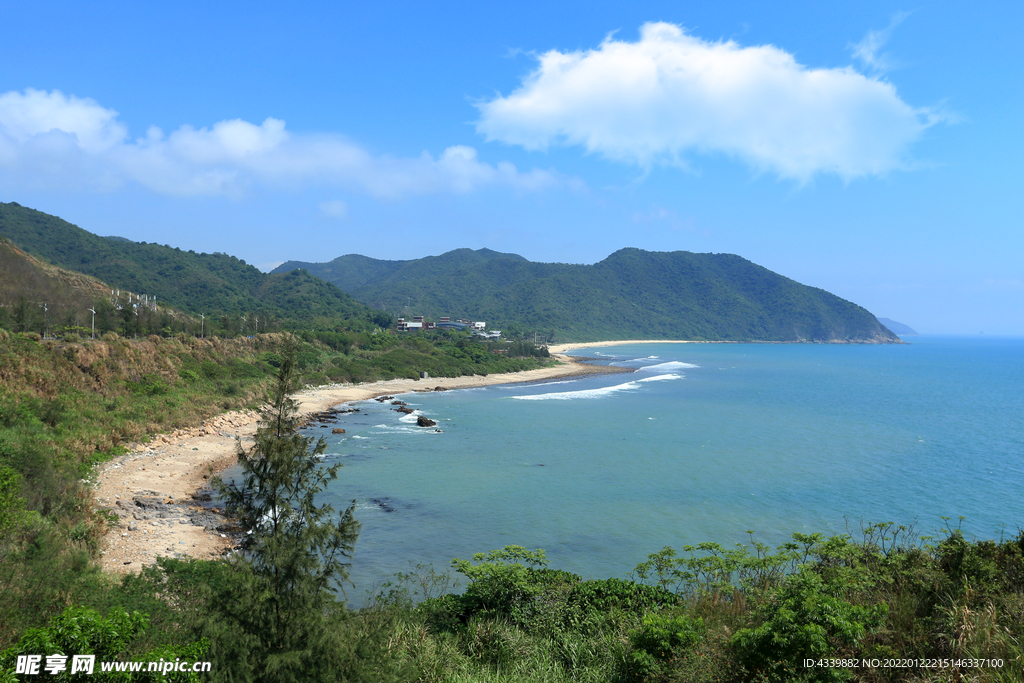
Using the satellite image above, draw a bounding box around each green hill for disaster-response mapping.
[275,247,900,343]
[0,202,387,327]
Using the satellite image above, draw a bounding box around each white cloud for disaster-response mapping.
[476,22,946,182]
[850,13,909,73]
[319,199,349,219]
[0,89,567,198]
[0,88,127,152]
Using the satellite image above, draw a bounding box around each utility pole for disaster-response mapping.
[88,308,96,339]
[200,313,205,339]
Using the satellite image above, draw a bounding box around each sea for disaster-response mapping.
[250,336,1024,602]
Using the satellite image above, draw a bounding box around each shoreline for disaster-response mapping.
[94,350,631,574]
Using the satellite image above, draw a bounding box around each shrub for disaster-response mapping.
[259,351,282,368]
[731,570,886,682]
[177,369,200,384]
[125,374,169,396]
[626,612,705,681]
[0,606,208,682]
[200,360,221,379]
[448,546,581,630]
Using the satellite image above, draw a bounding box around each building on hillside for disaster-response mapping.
[396,314,483,332]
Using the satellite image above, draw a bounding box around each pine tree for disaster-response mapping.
[214,337,359,680]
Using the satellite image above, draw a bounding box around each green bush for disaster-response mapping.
[259,352,282,368]
[0,606,208,682]
[199,360,221,380]
[448,546,583,631]
[295,350,319,369]
[124,374,169,396]
[626,612,705,682]
[177,369,199,383]
[731,570,886,682]
[226,359,263,380]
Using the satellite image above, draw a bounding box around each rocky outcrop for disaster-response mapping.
[416,416,436,427]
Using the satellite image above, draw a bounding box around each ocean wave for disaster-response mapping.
[351,435,370,440]
[638,360,699,372]
[636,374,683,383]
[370,424,426,434]
[507,374,682,400]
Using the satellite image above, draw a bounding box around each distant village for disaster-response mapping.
[396,315,501,339]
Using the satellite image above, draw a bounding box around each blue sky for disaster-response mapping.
[1,1,1021,334]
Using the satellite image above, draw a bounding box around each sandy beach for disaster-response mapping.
[93,348,632,574]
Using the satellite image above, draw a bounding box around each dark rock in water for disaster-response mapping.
[396,406,414,414]
[391,400,407,406]
[433,386,447,392]
[417,416,437,427]
[332,428,346,434]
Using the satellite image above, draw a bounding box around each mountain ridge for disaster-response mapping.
[275,247,900,343]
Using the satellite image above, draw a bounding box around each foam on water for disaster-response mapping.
[507,374,682,400]
[370,423,428,434]
[638,361,699,372]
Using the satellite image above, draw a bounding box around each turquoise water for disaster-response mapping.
[281,336,1024,600]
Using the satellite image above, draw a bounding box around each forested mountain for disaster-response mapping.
[0,200,897,342]
[0,202,387,326]
[275,248,900,343]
